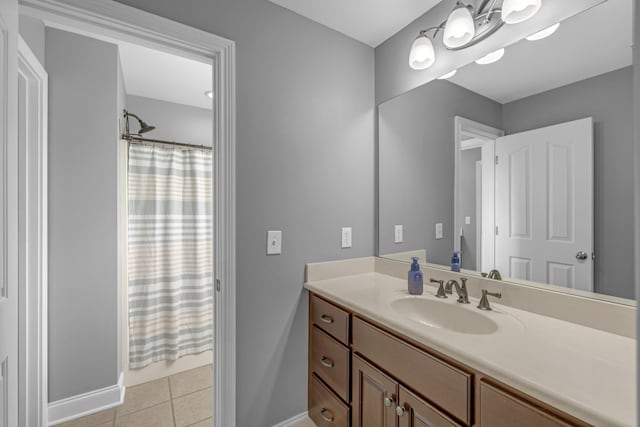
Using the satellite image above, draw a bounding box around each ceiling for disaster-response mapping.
[118,42,213,110]
[268,0,441,47]
[447,0,633,104]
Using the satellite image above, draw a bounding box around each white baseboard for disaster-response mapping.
[48,372,126,426]
[272,411,309,427]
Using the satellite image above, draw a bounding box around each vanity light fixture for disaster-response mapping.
[475,48,505,65]
[205,90,214,99]
[408,0,542,70]
[525,22,560,41]
[438,69,458,79]
[501,0,542,24]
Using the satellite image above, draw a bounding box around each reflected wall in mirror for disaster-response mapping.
[378,0,635,301]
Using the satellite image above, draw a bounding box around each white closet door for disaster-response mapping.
[495,117,593,291]
[0,0,20,425]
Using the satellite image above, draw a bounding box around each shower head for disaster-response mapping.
[123,110,156,135]
[138,121,156,134]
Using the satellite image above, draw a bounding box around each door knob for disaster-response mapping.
[384,396,393,407]
[576,251,588,260]
[395,406,405,416]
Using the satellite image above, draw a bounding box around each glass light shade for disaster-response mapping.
[526,22,559,41]
[475,48,505,65]
[409,35,435,70]
[501,0,542,24]
[443,5,475,48]
[438,69,457,79]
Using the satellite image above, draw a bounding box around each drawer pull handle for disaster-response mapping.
[320,356,334,368]
[320,314,334,324]
[320,408,334,422]
[384,396,393,407]
[396,406,405,417]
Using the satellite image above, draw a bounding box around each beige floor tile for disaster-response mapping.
[116,377,171,416]
[169,365,212,398]
[115,401,174,427]
[186,418,212,427]
[173,388,213,427]
[290,417,317,427]
[55,408,115,427]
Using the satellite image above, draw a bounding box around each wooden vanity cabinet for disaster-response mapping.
[308,292,592,427]
[309,294,352,427]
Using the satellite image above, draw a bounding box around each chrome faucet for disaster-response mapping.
[430,278,447,298]
[477,289,502,311]
[481,269,502,280]
[444,278,469,304]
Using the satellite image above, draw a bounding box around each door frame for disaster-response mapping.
[17,35,48,426]
[453,116,504,272]
[18,1,237,426]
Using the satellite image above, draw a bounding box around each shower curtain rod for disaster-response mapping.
[123,134,212,151]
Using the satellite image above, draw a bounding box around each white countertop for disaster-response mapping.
[305,272,636,427]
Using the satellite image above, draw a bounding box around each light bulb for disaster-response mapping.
[475,48,505,65]
[526,22,559,41]
[443,5,475,48]
[408,34,435,70]
[438,69,457,79]
[501,0,542,24]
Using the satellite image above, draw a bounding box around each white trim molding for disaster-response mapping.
[19,1,237,426]
[272,411,309,427]
[17,35,48,427]
[47,372,125,426]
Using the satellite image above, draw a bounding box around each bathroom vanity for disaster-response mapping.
[305,258,635,427]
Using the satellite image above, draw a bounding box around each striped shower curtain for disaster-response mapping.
[127,144,213,369]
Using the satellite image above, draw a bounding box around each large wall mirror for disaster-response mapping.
[378,0,635,302]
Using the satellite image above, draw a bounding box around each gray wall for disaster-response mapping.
[18,15,45,65]
[459,148,481,271]
[125,95,213,147]
[378,80,502,265]
[113,1,375,425]
[47,28,119,401]
[503,67,634,299]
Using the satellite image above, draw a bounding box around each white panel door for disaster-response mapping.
[0,0,19,425]
[495,118,593,291]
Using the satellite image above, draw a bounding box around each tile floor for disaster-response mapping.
[55,365,213,427]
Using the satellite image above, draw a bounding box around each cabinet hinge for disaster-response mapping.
[216,279,221,292]
[495,155,499,165]
[495,226,499,236]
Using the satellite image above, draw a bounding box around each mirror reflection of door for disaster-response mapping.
[494,118,594,291]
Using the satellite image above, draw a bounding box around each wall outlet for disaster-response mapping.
[341,227,352,248]
[394,225,403,243]
[266,230,282,255]
[465,216,471,225]
[435,223,443,240]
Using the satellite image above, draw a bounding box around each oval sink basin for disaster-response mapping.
[390,298,498,335]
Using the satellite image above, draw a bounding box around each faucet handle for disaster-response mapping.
[430,278,447,299]
[477,289,502,311]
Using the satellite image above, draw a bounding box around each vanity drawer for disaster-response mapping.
[352,316,472,425]
[310,374,350,427]
[479,381,585,427]
[311,294,350,345]
[311,325,350,402]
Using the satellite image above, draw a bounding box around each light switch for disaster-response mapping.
[267,230,282,255]
[341,227,352,248]
[435,223,443,240]
[394,225,403,243]
[465,216,471,225]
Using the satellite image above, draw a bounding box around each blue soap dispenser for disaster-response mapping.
[451,251,461,272]
[408,257,424,295]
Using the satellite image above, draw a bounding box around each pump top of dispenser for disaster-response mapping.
[410,257,420,271]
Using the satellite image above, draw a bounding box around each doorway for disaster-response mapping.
[18,1,236,426]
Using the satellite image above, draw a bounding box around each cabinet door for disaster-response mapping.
[397,385,462,427]
[352,354,397,427]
